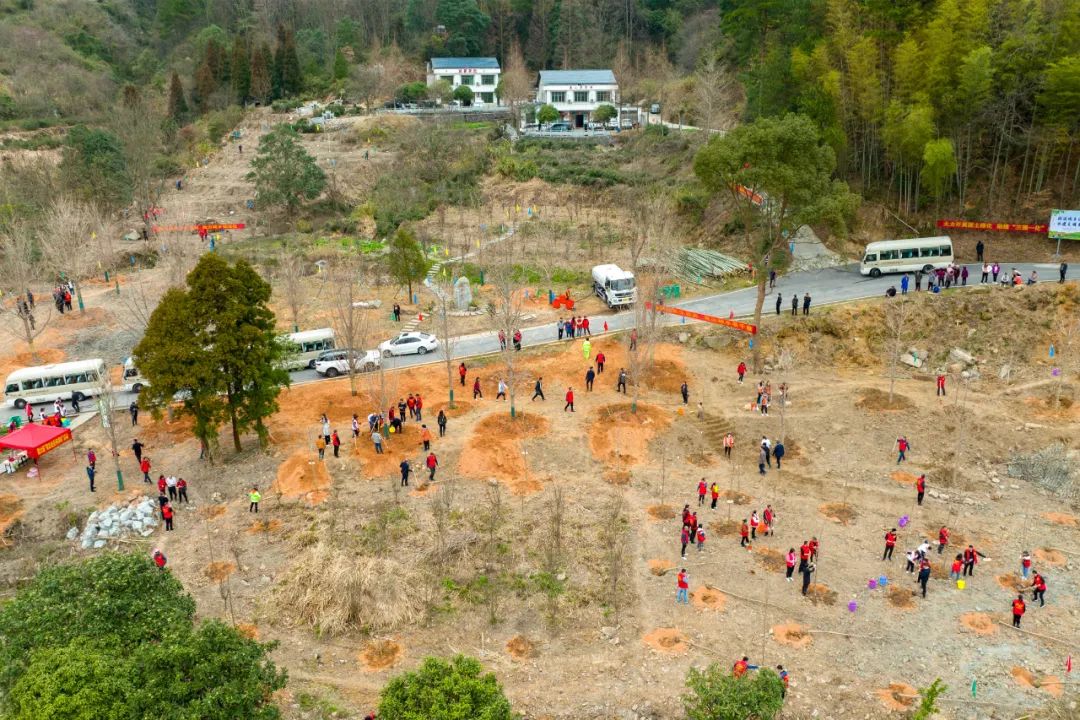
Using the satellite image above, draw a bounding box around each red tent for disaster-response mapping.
[0,423,72,459]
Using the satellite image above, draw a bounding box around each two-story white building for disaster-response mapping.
[536,70,619,128]
[426,57,501,106]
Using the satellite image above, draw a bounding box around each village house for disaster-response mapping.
[535,70,620,128]
[426,57,501,106]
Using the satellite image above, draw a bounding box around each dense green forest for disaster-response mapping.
[1,0,1078,214]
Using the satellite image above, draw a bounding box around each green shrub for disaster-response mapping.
[378,655,513,720]
[0,94,16,120]
[295,219,313,233]
[271,98,301,113]
[683,663,785,720]
[323,217,358,234]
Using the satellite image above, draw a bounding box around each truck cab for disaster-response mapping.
[592,264,637,309]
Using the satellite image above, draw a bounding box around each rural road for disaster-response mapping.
[20,261,1068,418]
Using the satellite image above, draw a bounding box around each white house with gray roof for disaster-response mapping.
[426,57,501,106]
[536,70,619,127]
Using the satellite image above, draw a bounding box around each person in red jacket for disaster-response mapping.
[153,549,167,569]
[426,452,438,481]
[681,504,691,528]
[737,361,747,383]
[162,502,174,531]
[962,544,978,576]
[1012,594,1026,627]
[680,527,690,559]
[937,526,949,554]
[140,457,151,483]
[177,477,188,503]
[785,548,796,581]
[695,526,706,552]
[676,569,689,604]
[798,541,811,571]
[581,316,591,336]
[763,505,775,533]
[883,528,897,560]
[157,475,167,495]
[732,657,749,677]
[936,373,946,396]
[688,512,698,541]
[916,474,926,505]
[808,536,819,562]
[710,482,720,509]
[414,394,423,421]
[949,554,963,580]
[1032,572,1047,607]
[697,479,707,506]
[896,436,910,464]
[739,520,750,547]
[331,430,341,457]
[473,376,483,400]
[595,351,605,374]
[564,387,574,412]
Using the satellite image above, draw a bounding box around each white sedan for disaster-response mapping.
[313,350,381,377]
[378,331,439,357]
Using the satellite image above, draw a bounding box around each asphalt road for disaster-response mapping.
[15,261,1068,418]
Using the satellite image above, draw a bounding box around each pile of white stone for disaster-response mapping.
[66,496,159,550]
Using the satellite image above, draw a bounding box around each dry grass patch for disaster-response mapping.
[856,387,913,411]
[818,502,857,524]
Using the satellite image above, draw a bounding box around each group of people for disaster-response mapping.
[775,292,812,316]
[757,436,785,474]
[556,315,595,340]
[52,280,75,314]
[497,329,523,351]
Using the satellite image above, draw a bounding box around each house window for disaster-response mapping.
[460,74,474,86]
[481,74,496,85]
[480,92,494,103]
[596,91,611,103]
[550,91,565,103]
[574,91,589,103]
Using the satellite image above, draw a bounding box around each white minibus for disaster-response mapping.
[280,328,336,370]
[4,359,107,408]
[860,236,954,277]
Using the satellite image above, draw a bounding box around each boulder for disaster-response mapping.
[65,526,79,541]
[93,540,106,549]
[950,348,975,365]
[900,353,922,368]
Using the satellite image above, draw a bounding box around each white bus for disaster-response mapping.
[860,236,954,277]
[279,328,336,370]
[4,359,107,409]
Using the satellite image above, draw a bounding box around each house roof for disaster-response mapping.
[430,57,500,70]
[538,70,617,86]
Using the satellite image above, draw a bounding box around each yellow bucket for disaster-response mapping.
[956,579,965,590]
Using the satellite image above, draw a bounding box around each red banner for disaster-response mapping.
[733,184,766,207]
[646,302,757,335]
[936,219,1048,233]
[151,223,247,232]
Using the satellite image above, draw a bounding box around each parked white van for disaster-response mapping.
[4,359,107,408]
[280,328,336,370]
[860,236,954,277]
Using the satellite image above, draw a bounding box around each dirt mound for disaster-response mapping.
[1042,512,1078,526]
[690,586,726,612]
[819,502,857,524]
[709,519,741,536]
[1034,547,1066,566]
[754,547,786,573]
[0,348,65,378]
[588,403,671,467]
[1040,676,1064,697]
[359,639,403,671]
[890,470,919,485]
[887,586,916,609]
[805,583,837,606]
[720,490,751,505]
[235,622,259,639]
[686,451,716,466]
[646,504,677,520]
[506,635,536,660]
[200,504,227,520]
[1011,666,1037,688]
[273,450,332,505]
[204,561,237,582]
[642,355,689,394]
[856,388,913,411]
[641,628,689,655]
[247,519,282,533]
[772,622,812,648]
[458,412,549,495]
[959,613,997,635]
[604,469,633,485]
[0,494,25,541]
[648,559,675,576]
[876,683,916,711]
[997,574,1027,592]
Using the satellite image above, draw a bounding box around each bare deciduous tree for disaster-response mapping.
[693,57,735,137]
[485,235,528,418]
[0,223,52,358]
[883,297,910,405]
[93,372,127,492]
[274,248,308,332]
[40,196,109,314]
[326,259,372,397]
[432,278,462,408]
[113,87,167,241]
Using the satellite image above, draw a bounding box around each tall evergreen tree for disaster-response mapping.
[272,24,286,99]
[167,71,189,122]
[251,43,272,104]
[193,59,217,114]
[332,48,349,81]
[205,37,227,84]
[231,36,252,104]
[281,28,303,96]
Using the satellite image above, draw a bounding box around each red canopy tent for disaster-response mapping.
[0,423,73,460]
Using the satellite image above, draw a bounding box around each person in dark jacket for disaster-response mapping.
[772,441,785,469]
